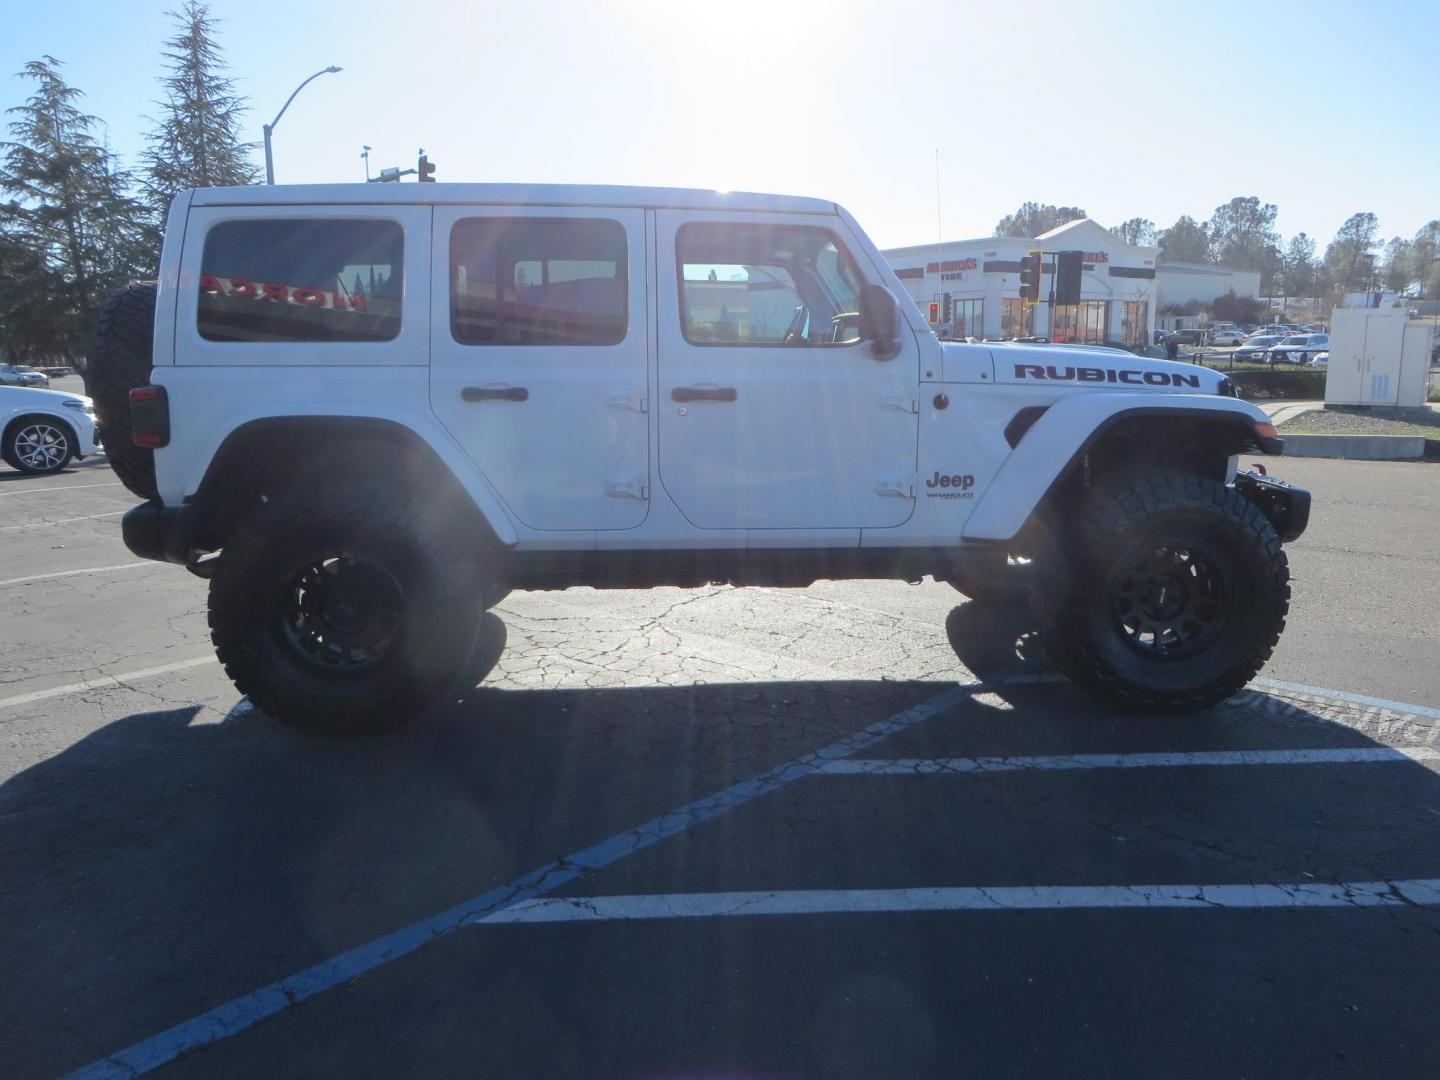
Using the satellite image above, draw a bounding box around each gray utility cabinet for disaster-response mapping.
[1324,307,1433,407]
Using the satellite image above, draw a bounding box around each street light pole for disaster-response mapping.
[262,65,343,185]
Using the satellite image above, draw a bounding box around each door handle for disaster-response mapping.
[671,386,738,403]
[462,386,529,402]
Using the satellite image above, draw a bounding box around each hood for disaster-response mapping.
[982,342,1227,393]
[1,384,91,408]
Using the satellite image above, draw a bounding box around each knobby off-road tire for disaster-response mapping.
[208,474,484,734]
[1032,470,1289,714]
[87,282,159,499]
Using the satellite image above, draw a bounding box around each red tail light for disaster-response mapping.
[129,385,170,448]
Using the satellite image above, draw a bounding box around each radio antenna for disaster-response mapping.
[935,149,944,329]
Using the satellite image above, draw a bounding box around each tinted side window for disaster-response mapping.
[450,218,627,346]
[677,223,863,346]
[198,219,403,343]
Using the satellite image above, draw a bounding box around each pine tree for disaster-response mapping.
[142,1,256,224]
[1324,212,1379,293]
[1,56,147,360]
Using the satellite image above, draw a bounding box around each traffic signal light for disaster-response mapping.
[418,153,436,182]
[927,301,939,323]
[1018,251,1042,301]
[942,293,953,322]
[1054,251,1084,306]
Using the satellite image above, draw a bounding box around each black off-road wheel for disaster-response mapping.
[87,282,159,499]
[208,474,484,734]
[1033,471,1289,714]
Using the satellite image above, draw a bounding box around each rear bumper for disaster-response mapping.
[1234,471,1310,543]
[121,501,202,564]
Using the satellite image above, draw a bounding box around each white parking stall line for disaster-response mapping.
[484,879,1440,925]
[1254,677,1440,722]
[0,562,155,589]
[0,656,217,713]
[0,510,126,532]
[40,660,1440,1076]
[64,684,974,1080]
[817,746,1440,776]
[0,481,123,496]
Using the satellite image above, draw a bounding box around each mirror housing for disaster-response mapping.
[858,284,901,360]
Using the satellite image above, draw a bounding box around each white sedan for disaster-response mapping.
[1,384,102,475]
[1266,333,1329,365]
[1209,329,1246,346]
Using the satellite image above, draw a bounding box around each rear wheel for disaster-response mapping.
[208,474,484,734]
[1033,471,1289,713]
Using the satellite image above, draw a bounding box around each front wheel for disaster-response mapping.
[208,475,484,734]
[1033,471,1289,713]
[5,416,75,475]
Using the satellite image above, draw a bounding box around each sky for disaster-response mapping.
[2,0,1436,251]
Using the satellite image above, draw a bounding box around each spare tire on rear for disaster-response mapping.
[87,282,159,500]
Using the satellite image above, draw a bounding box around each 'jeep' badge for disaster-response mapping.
[925,472,976,499]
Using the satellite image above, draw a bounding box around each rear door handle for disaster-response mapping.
[671,386,737,403]
[462,386,529,402]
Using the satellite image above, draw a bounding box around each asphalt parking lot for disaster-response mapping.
[4,422,1440,1078]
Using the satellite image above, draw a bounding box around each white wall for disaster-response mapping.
[1156,266,1261,307]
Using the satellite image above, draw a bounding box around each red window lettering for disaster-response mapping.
[261,282,287,303]
[293,287,326,306]
[349,291,367,312]
[331,290,348,310]
[199,273,224,294]
[227,277,256,299]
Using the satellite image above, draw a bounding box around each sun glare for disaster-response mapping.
[621,0,857,191]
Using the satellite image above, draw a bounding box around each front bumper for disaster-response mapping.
[122,501,202,564]
[1234,470,1310,542]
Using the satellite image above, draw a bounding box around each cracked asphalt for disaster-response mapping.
[3,439,1440,1079]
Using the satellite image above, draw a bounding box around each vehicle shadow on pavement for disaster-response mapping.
[943,594,1049,683]
[4,610,1440,1078]
[0,456,113,483]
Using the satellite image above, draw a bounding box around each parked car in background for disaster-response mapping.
[1267,333,1329,364]
[1,383,101,475]
[1301,323,1327,334]
[1209,329,1246,346]
[1235,334,1285,360]
[0,364,49,388]
[1165,328,1208,348]
[1308,351,1328,367]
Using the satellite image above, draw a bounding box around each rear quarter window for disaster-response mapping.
[197,219,403,343]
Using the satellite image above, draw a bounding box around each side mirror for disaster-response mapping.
[858,284,901,361]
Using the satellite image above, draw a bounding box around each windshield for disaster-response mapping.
[1278,336,1308,345]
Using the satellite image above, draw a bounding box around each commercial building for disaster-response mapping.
[1155,261,1261,308]
[883,216,1266,344]
[882,217,1159,346]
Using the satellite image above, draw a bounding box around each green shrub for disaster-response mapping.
[1227,369,1327,400]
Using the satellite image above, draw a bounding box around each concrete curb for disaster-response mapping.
[1281,434,1427,460]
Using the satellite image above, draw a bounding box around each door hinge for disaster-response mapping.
[607,391,648,413]
[879,393,918,414]
[606,478,648,500]
[875,476,916,498]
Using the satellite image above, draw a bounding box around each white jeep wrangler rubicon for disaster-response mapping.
[89,183,1308,734]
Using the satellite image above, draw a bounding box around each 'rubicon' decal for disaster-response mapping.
[1014,363,1201,388]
